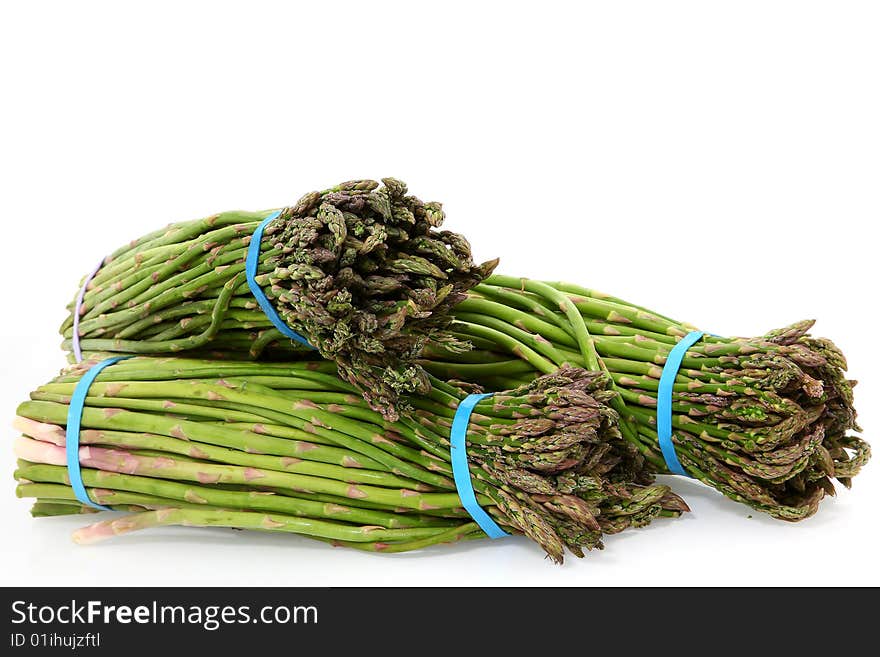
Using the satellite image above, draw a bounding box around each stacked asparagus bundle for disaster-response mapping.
[419,275,870,520]
[30,177,867,559]
[61,178,497,419]
[13,357,686,562]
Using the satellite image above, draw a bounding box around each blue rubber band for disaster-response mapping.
[66,356,132,510]
[450,393,509,539]
[657,330,705,476]
[245,211,314,349]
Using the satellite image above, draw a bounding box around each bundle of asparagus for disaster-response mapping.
[51,180,867,528]
[419,275,870,520]
[13,357,686,563]
[61,178,497,419]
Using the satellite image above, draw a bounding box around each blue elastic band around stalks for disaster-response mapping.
[246,211,314,349]
[66,356,132,510]
[450,393,508,539]
[657,330,705,476]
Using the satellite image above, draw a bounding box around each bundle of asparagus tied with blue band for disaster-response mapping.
[420,276,869,520]
[60,178,497,420]
[55,177,868,524]
[13,357,687,563]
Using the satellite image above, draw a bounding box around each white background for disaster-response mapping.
[1,1,877,586]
